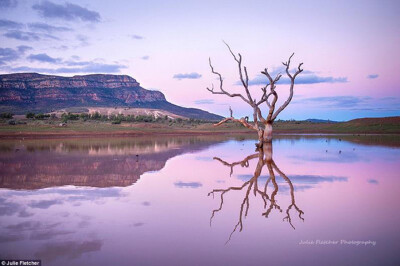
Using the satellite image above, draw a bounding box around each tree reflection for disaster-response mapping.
[209,143,304,242]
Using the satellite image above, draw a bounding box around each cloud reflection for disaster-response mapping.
[174,181,202,188]
[35,240,103,261]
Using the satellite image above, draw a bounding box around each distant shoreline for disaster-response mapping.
[0,128,398,140]
[0,130,254,139]
[0,116,399,139]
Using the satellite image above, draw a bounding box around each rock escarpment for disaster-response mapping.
[0,73,222,120]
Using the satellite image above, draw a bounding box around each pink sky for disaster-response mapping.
[0,0,399,120]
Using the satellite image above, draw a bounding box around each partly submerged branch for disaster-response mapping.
[212,106,257,130]
[213,116,257,130]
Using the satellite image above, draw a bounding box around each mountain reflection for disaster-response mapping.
[0,136,230,190]
[209,143,304,242]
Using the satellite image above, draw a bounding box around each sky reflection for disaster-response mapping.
[0,135,399,265]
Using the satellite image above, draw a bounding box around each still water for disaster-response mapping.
[0,135,399,266]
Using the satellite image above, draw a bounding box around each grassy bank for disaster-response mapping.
[0,116,399,138]
[273,117,400,134]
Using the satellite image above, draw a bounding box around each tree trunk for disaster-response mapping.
[263,122,273,143]
[263,141,273,162]
[257,129,264,148]
[256,122,273,149]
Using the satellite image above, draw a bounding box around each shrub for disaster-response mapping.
[60,112,79,121]
[134,115,154,122]
[80,113,90,120]
[26,112,35,119]
[34,113,51,120]
[91,112,101,120]
[125,115,135,122]
[0,113,13,119]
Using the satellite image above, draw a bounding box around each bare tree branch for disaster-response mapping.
[256,85,272,107]
[225,182,253,244]
[282,53,295,79]
[272,54,303,121]
[272,160,304,229]
[262,162,282,218]
[255,107,266,124]
[207,58,251,105]
[261,68,280,122]
[208,182,249,227]
[223,41,254,105]
[213,116,256,130]
[213,153,258,176]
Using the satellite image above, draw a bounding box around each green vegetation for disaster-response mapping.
[26,112,35,119]
[61,113,79,123]
[55,111,211,125]
[272,118,400,134]
[26,112,51,120]
[34,113,51,120]
[1,113,399,136]
[0,113,13,119]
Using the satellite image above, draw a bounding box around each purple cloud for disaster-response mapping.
[32,1,100,22]
[28,22,72,33]
[247,73,347,86]
[0,0,17,8]
[173,72,202,80]
[131,34,144,40]
[27,53,62,64]
[0,19,23,29]
[367,74,379,79]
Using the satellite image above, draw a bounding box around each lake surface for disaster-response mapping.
[0,135,399,266]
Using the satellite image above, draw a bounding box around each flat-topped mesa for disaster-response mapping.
[0,72,166,105]
[0,72,223,120]
[0,73,141,89]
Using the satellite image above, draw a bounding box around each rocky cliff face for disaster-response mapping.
[0,73,165,104]
[0,73,222,120]
[0,73,141,89]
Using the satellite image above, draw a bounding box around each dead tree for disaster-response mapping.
[207,43,303,147]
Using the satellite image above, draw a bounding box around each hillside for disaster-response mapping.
[273,116,400,134]
[0,73,223,120]
[304,119,338,123]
